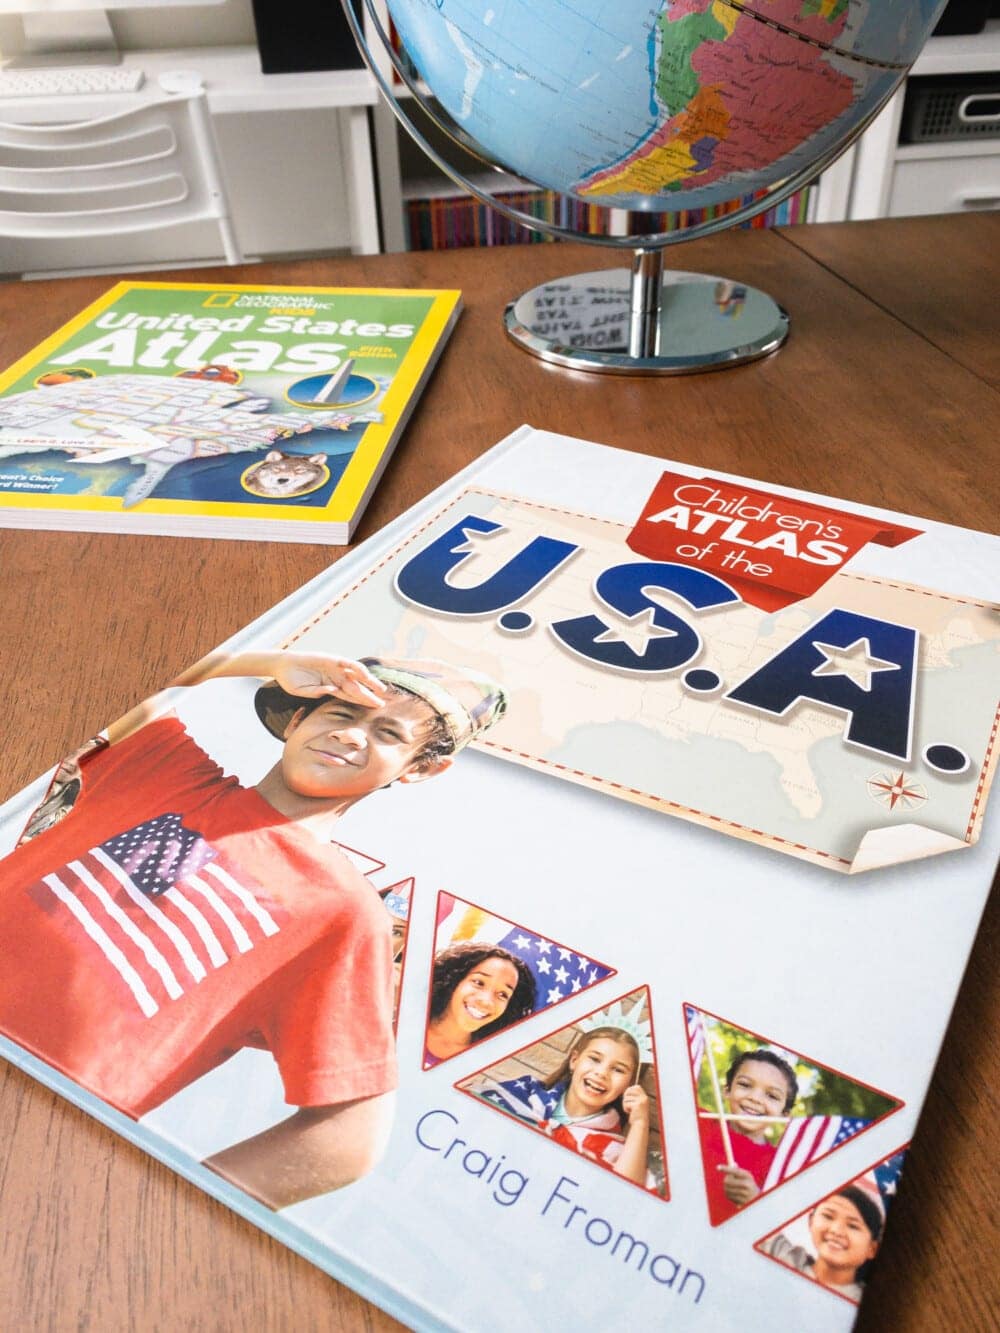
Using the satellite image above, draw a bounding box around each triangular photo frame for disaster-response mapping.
[456,984,668,1200]
[332,841,387,878]
[753,1145,909,1306]
[379,876,413,1033]
[685,1003,903,1226]
[423,891,615,1069]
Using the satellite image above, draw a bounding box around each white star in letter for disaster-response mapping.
[811,637,900,691]
[593,606,677,658]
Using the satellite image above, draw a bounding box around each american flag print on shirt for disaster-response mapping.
[34,812,282,1019]
[763,1114,871,1190]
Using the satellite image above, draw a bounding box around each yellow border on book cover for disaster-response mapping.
[0,280,460,527]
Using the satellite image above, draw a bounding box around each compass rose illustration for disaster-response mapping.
[866,770,928,811]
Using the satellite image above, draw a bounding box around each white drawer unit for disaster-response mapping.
[0,46,383,276]
[850,20,1000,220]
[888,139,1000,215]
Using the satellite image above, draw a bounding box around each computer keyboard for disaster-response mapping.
[0,66,145,98]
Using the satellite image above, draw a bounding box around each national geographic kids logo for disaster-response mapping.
[201,293,336,313]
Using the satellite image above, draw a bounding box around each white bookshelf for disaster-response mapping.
[849,20,1000,219]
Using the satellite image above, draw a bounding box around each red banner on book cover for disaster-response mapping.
[628,472,922,611]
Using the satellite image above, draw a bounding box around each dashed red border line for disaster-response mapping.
[841,571,994,609]
[481,739,851,867]
[967,701,1000,840]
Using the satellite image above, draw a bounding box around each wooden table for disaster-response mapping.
[0,212,997,1331]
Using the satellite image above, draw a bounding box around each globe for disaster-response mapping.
[355,0,948,373]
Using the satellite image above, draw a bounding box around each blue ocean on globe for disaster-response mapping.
[387,0,946,213]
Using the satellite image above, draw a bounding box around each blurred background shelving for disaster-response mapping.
[0,0,996,274]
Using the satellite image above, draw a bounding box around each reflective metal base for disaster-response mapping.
[504,267,789,375]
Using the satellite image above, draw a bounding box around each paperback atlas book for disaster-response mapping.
[0,427,997,1330]
[0,280,460,542]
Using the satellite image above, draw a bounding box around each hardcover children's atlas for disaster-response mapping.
[0,280,460,542]
[0,426,996,1330]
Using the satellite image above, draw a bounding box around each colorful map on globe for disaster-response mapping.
[388,0,945,211]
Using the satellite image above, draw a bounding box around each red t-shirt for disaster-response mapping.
[0,717,397,1118]
[698,1114,777,1225]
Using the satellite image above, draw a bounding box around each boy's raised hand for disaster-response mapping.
[718,1164,761,1206]
[271,653,389,708]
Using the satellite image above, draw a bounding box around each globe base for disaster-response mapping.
[503,267,789,375]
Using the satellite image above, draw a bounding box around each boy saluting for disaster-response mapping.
[0,649,507,1210]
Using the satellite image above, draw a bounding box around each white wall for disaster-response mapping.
[0,0,254,59]
[110,0,255,49]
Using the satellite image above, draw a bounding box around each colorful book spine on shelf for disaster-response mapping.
[407,187,621,250]
[407,186,812,250]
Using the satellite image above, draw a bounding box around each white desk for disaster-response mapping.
[0,45,384,265]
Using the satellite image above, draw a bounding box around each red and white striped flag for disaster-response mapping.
[33,812,283,1019]
[686,1004,706,1082]
[764,1113,870,1190]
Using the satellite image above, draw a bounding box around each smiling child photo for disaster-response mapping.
[755,1149,906,1304]
[422,892,614,1068]
[0,648,507,1210]
[687,1004,901,1225]
[457,986,667,1198]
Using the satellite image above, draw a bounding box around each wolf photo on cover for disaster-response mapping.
[0,647,506,1209]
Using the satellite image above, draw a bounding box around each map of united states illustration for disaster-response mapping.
[277,489,1000,874]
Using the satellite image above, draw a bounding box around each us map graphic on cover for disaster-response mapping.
[0,280,460,541]
[0,426,996,1331]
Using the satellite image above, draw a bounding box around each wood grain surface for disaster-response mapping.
[0,217,996,1332]
[784,212,1000,391]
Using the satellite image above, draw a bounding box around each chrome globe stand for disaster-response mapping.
[503,249,789,374]
[343,1,900,376]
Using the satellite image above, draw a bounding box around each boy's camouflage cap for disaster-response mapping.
[254,655,508,753]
